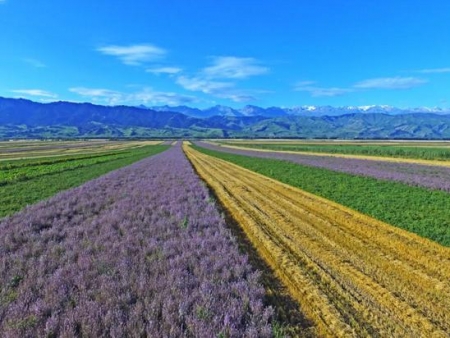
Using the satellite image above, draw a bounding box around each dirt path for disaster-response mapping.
[184,144,450,337]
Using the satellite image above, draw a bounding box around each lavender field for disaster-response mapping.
[198,142,450,192]
[0,144,272,337]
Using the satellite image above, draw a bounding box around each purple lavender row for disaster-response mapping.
[0,145,272,337]
[196,142,450,192]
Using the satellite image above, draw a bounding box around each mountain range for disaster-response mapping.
[1,96,450,139]
[149,104,450,118]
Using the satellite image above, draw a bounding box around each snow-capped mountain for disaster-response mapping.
[146,104,450,118]
[3,96,450,139]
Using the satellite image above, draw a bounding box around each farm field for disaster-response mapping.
[193,144,450,246]
[219,139,450,146]
[185,144,450,337]
[0,141,169,218]
[218,140,450,162]
[199,141,450,193]
[2,138,450,337]
[0,140,162,161]
[0,144,273,337]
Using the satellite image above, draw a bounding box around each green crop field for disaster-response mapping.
[219,141,450,161]
[193,145,450,246]
[0,143,169,218]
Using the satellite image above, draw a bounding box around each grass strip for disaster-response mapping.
[193,145,450,246]
[0,145,169,218]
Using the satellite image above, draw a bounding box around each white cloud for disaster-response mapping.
[69,86,196,106]
[11,89,57,98]
[354,76,427,89]
[203,56,268,79]
[146,67,182,75]
[295,81,316,87]
[176,76,233,94]
[176,76,257,102]
[97,44,166,66]
[174,56,268,102]
[133,88,196,106]
[417,68,450,74]
[224,94,257,102]
[69,87,122,105]
[23,58,46,68]
[294,82,353,97]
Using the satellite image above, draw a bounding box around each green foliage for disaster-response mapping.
[179,216,189,229]
[0,145,169,218]
[0,290,18,306]
[222,142,450,161]
[0,152,130,185]
[0,125,226,139]
[194,146,450,246]
[272,321,289,338]
[7,315,38,330]
[8,275,23,288]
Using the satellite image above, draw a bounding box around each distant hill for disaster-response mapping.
[238,113,450,139]
[147,103,450,118]
[1,97,450,139]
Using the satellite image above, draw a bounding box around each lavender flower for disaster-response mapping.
[0,144,272,337]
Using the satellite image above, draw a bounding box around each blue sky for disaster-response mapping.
[1,0,449,109]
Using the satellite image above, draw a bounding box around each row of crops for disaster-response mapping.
[197,142,450,245]
[1,140,450,336]
[220,141,450,161]
[0,140,160,160]
[185,144,450,336]
[0,145,273,337]
[0,145,169,218]
[203,142,450,192]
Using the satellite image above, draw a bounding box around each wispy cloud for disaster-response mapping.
[294,75,428,98]
[69,87,122,104]
[146,67,182,75]
[294,82,353,97]
[295,81,316,87]
[174,56,268,102]
[22,58,46,68]
[354,76,427,89]
[416,67,450,74]
[223,94,258,102]
[176,76,233,93]
[11,89,57,98]
[97,44,166,66]
[69,87,196,106]
[203,56,268,79]
[176,76,257,102]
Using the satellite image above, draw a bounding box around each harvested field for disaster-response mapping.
[184,144,450,337]
[198,141,450,193]
[214,142,450,167]
[0,140,161,161]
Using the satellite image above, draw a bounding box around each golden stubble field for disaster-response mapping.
[184,144,450,337]
[0,140,162,161]
[210,141,450,168]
